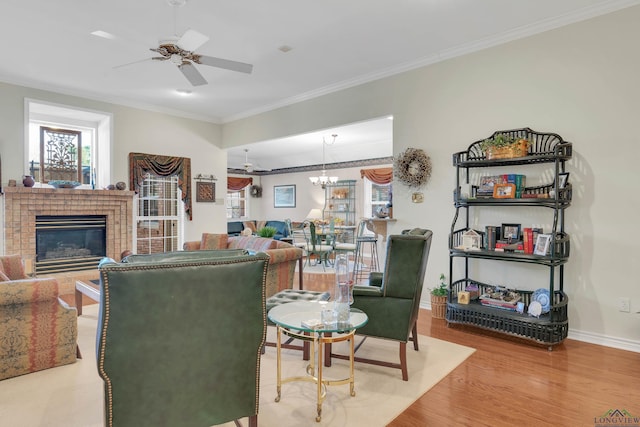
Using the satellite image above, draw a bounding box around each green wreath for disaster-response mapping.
[394,148,432,188]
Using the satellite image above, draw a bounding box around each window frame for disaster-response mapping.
[226,187,249,219]
[25,99,112,188]
[134,174,184,254]
[364,178,392,218]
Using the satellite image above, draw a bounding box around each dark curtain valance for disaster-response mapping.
[228,177,253,191]
[360,167,393,185]
[129,152,192,220]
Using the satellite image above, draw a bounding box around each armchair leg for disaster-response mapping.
[76,344,82,359]
[330,337,410,381]
[399,342,408,381]
[234,415,257,427]
[411,322,419,351]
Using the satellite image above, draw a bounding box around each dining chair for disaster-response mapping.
[302,221,334,271]
[332,219,357,262]
[352,219,380,283]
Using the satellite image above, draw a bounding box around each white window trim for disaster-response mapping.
[24,99,113,188]
[364,178,392,219]
[133,174,184,254]
[226,187,250,219]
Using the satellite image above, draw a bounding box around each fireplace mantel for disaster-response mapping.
[2,187,134,289]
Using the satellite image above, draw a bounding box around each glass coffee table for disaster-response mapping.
[75,279,100,315]
[267,300,368,422]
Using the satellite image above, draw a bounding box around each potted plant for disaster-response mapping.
[257,226,277,238]
[480,133,530,160]
[430,273,448,320]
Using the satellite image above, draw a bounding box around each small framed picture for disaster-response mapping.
[501,223,521,241]
[274,184,296,208]
[558,172,569,188]
[493,183,516,198]
[196,182,215,202]
[534,234,552,256]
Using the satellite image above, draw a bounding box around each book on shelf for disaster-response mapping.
[523,228,534,254]
[485,225,497,250]
[503,174,527,198]
[495,240,524,252]
[522,193,549,198]
[480,300,519,311]
[477,174,526,198]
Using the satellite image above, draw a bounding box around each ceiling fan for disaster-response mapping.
[231,149,271,173]
[114,0,253,86]
[149,28,253,86]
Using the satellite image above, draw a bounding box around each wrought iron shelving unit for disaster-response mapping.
[447,128,572,349]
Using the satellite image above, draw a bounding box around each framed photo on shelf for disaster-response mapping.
[493,183,516,198]
[501,223,521,241]
[274,184,296,208]
[534,234,552,256]
[559,172,570,188]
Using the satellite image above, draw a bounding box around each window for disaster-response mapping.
[37,126,89,183]
[26,100,112,187]
[226,188,249,219]
[364,179,392,218]
[134,174,183,254]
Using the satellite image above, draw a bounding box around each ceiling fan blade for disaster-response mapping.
[196,55,253,74]
[178,62,207,86]
[113,57,154,69]
[177,29,209,52]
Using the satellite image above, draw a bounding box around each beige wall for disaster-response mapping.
[222,7,640,349]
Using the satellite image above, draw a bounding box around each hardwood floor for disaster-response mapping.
[295,272,640,427]
[65,270,640,426]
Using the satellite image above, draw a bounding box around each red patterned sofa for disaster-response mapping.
[183,234,303,297]
[0,254,78,380]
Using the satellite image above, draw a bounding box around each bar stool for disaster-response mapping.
[352,220,379,283]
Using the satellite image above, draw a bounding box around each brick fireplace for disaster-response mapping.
[2,187,134,295]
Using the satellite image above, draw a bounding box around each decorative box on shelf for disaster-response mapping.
[465,284,479,300]
[458,291,471,304]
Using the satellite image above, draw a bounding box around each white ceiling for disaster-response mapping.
[2,0,637,170]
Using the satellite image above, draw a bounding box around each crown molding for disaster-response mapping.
[227,157,393,176]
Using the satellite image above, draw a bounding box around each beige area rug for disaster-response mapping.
[0,304,475,427]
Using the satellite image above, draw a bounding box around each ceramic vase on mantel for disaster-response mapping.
[22,175,35,187]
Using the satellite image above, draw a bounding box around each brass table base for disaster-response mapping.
[274,326,356,422]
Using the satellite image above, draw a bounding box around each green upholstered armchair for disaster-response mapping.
[336,229,433,381]
[96,250,270,427]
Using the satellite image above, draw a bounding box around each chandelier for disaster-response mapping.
[309,134,338,189]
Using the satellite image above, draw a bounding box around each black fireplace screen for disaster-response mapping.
[35,215,106,274]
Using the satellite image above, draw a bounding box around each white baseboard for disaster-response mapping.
[420,301,640,353]
[567,329,640,353]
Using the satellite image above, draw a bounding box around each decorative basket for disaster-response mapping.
[431,294,448,319]
[486,140,529,160]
